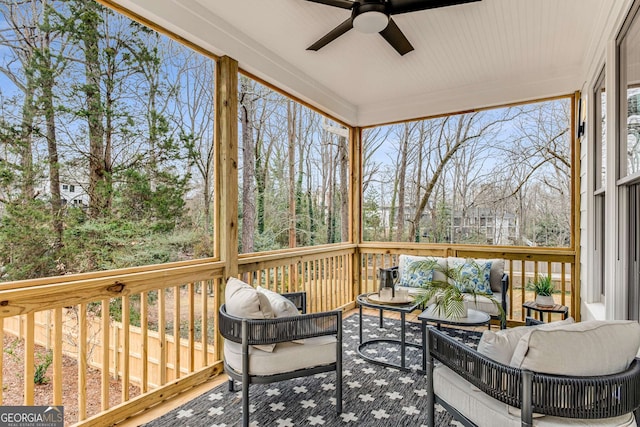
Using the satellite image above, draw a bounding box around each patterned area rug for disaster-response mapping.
[144,314,483,426]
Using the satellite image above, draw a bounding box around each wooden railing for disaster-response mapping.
[0,260,226,426]
[238,244,358,313]
[0,242,575,425]
[358,243,577,324]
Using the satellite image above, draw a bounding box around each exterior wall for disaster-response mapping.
[580,0,638,321]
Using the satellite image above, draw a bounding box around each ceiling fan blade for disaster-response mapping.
[307,18,354,51]
[379,18,414,55]
[304,0,355,9]
[388,0,481,15]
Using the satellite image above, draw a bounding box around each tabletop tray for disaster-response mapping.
[366,293,414,305]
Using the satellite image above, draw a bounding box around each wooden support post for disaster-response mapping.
[215,55,239,361]
[350,127,363,299]
[572,91,582,321]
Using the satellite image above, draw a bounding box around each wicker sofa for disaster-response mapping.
[424,319,640,427]
[218,278,342,427]
[381,255,509,328]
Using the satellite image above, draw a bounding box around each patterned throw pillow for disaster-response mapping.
[450,259,493,295]
[398,255,437,288]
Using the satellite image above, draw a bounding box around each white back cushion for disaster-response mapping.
[257,286,300,317]
[477,317,574,365]
[225,277,275,352]
[510,320,640,376]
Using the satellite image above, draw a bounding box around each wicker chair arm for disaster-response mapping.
[219,305,341,345]
[428,327,640,419]
[282,292,307,314]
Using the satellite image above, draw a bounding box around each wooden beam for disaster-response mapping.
[215,55,238,362]
[215,56,239,278]
[572,91,582,321]
[350,127,363,298]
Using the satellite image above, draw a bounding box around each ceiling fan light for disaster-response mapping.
[353,11,388,33]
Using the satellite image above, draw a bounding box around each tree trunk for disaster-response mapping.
[339,135,349,242]
[240,78,256,253]
[287,100,297,248]
[80,1,107,219]
[395,124,409,241]
[19,74,36,201]
[40,9,63,249]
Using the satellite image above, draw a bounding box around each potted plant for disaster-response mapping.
[408,258,502,319]
[527,275,556,307]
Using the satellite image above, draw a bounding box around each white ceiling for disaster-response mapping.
[112,0,626,126]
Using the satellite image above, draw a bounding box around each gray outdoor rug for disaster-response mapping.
[144,314,482,426]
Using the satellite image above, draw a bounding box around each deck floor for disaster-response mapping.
[117,307,489,426]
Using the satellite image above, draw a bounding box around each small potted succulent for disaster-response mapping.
[527,275,556,307]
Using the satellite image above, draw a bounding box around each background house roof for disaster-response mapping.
[112,0,624,126]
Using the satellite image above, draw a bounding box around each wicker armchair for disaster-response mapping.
[424,326,640,427]
[219,291,342,427]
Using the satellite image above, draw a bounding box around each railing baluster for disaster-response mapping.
[79,303,87,420]
[25,313,34,405]
[188,282,195,373]
[561,262,567,308]
[100,301,109,410]
[159,288,166,384]
[508,261,514,320]
[520,260,526,321]
[140,291,148,393]
[201,282,208,368]
[122,295,130,402]
[54,307,63,406]
[0,317,3,405]
[174,284,181,380]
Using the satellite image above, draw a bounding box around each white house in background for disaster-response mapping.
[60,182,88,208]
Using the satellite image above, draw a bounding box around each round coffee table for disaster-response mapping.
[418,305,491,330]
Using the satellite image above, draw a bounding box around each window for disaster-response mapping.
[69,185,75,193]
[594,68,607,298]
[362,97,573,247]
[62,184,68,191]
[620,5,640,179]
[618,1,640,319]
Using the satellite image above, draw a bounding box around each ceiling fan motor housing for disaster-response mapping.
[352,2,389,33]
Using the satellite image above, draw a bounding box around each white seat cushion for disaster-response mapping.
[434,365,636,427]
[224,335,337,376]
[463,293,503,316]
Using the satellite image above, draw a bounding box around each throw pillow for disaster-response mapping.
[257,286,300,317]
[449,258,493,294]
[477,317,575,365]
[224,277,276,352]
[398,255,437,288]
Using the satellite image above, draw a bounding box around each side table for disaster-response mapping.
[523,300,569,323]
[356,293,421,371]
[419,305,490,372]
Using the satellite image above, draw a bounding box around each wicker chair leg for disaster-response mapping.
[426,331,435,427]
[242,381,249,427]
[336,314,343,414]
[336,368,342,413]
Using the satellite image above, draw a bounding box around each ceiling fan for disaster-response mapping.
[305,0,481,56]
